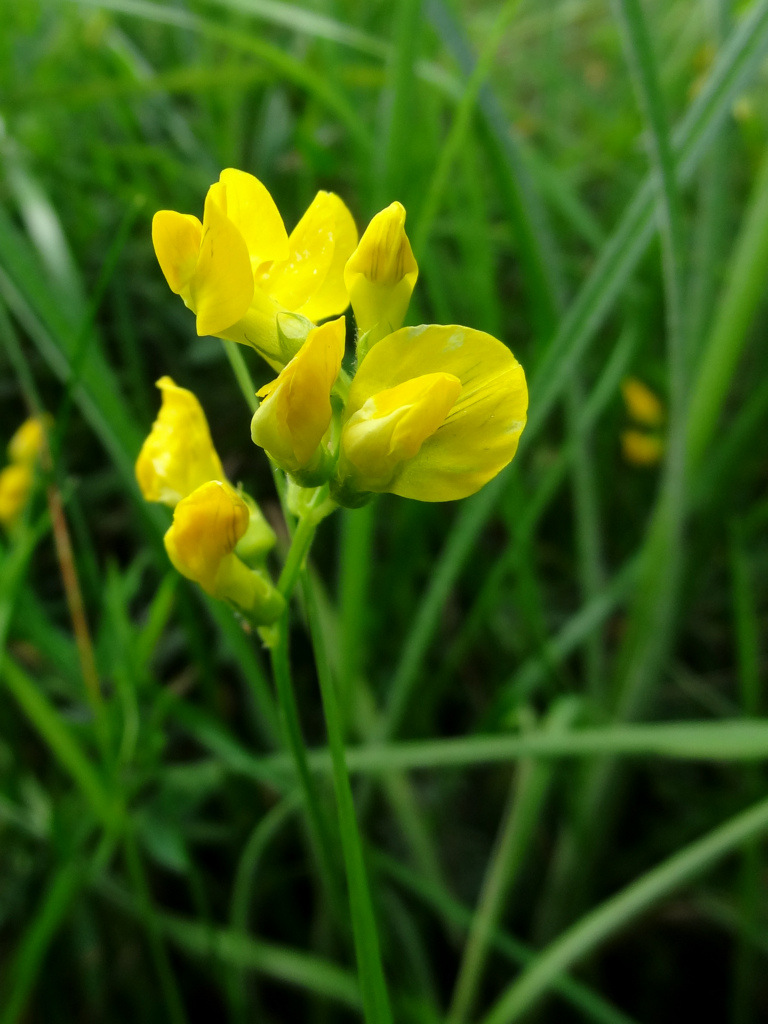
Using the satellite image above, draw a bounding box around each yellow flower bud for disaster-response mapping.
[153,170,358,369]
[336,325,527,502]
[621,377,664,427]
[251,316,346,479]
[0,463,34,530]
[621,430,664,467]
[344,202,418,353]
[135,377,225,507]
[164,480,284,622]
[340,373,461,492]
[8,416,50,465]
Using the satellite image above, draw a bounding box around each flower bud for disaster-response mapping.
[136,377,225,507]
[164,480,284,623]
[251,316,345,481]
[344,202,418,354]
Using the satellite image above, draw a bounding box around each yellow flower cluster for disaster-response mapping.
[0,416,49,530]
[142,170,529,607]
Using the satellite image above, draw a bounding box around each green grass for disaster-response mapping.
[1,0,768,1021]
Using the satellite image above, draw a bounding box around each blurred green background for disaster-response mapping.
[1,0,768,1021]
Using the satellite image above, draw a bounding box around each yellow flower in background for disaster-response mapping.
[336,325,527,502]
[344,201,418,355]
[251,316,346,480]
[621,377,664,467]
[165,480,284,623]
[153,168,358,368]
[0,415,50,530]
[621,377,664,428]
[8,415,50,465]
[136,376,225,506]
[0,463,34,530]
[621,430,665,467]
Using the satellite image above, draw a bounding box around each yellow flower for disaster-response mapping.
[135,376,225,506]
[621,430,664,467]
[621,377,664,428]
[251,316,346,480]
[8,416,49,465]
[344,201,418,354]
[0,463,34,530]
[164,480,284,622]
[336,325,527,502]
[152,169,357,368]
[0,415,50,530]
[620,377,664,466]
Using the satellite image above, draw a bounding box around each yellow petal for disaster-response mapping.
[164,480,249,593]
[152,211,203,295]
[0,463,33,529]
[251,316,345,472]
[135,376,225,506]
[192,189,254,336]
[8,416,49,465]
[218,168,290,266]
[344,201,418,345]
[259,191,337,312]
[163,480,282,620]
[298,194,359,322]
[622,429,664,466]
[621,377,664,427]
[341,373,460,491]
[345,325,527,501]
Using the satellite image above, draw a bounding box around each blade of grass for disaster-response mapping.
[479,792,768,1024]
[377,851,641,1024]
[685,143,768,476]
[0,861,84,1024]
[69,0,373,155]
[1,657,118,829]
[189,718,768,788]
[447,699,580,1024]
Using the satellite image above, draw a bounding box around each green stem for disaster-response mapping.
[268,623,344,912]
[278,512,318,597]
[303,571,393,1024]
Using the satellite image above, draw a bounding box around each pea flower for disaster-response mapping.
[152,168,358,368]
[250,316,346,483]
[344,201,418,356]
[136,376,226,506]
[334,325,527,502]
[621,377,664,467]
[136,376,276,564]
[165,480,284,624]
[0,415,49,530]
